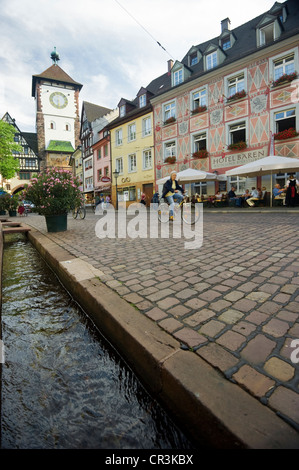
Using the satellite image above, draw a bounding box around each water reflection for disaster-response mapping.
[1,235,195,449]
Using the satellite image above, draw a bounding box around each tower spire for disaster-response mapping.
[50,47,60,65]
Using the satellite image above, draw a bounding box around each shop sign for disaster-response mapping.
[211,147,268,170]
[101,176,111,182]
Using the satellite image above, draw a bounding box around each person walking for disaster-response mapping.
[285,174,299,207]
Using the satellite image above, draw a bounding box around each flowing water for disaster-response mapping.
[0,235,196,449]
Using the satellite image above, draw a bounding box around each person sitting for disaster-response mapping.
[228,187,242,207]
[273,184,286,205]
[246,187,261,207]
[162,171,185,220]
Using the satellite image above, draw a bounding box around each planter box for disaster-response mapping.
[45,214,68,232]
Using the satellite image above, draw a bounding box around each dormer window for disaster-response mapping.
[207,51,217,70]
[120,105,126,117]
[259,23,274,46]
[256,12,283,47]
[173,69,183,86]
[222,37,231,50]
[139,94,146,108]
[190,53,198,66]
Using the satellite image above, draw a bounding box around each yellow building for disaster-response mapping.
[108,89,155,207]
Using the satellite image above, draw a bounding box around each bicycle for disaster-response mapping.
[157,193,201,225]
[72,205,86,219]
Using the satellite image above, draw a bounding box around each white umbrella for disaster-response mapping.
[225,155,299,207]
[156,168,217,185]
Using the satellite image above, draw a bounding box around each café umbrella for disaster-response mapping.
[225,155,299,207]
[156,168,218,185]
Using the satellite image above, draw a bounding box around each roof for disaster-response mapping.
[22,132,38,155]
[82,101,113,123]
[32,64,83,96]
[46,140,75,153]
[146,0,299,99]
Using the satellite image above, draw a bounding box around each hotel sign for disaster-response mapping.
[211,147,268,170]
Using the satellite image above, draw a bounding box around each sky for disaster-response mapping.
[0,0,276,133]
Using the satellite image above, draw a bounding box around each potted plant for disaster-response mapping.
[227,90,246,102]
[7,194,19,216]
[192,149,209,159]
[164,156,176,164]
[272,72,297,88]
[227,141,247,151]
[23,168,83,232]
[274,127,299,141]
[164,116,176,125]
[191,105,207,115]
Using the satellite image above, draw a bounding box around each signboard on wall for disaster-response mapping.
[211,146,268,170]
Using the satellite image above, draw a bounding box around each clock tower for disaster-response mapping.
[32,48,83,170]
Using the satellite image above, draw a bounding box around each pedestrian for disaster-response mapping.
[285,174,299,207]
[18,204,25,216]
[140,193,147,206]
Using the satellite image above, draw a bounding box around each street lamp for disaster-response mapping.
[113,170,119,210]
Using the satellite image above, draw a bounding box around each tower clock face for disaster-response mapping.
[49,91,68,109]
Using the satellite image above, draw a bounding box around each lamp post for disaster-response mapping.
[113,170,119,210]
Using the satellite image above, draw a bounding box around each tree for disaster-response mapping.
[0,120,21,180]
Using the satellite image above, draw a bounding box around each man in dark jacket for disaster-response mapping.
[162,171,184,219]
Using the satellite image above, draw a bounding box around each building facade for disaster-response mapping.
[1,112,39,194]
[79,101,113,205]
[148,0,299,196]
[32,49,82,171]
[108,88,155,207]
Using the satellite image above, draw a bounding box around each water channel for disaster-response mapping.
[0,234,196,450]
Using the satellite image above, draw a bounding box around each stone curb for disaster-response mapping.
[27,228,299,449]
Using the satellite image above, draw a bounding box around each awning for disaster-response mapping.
[94,183,111,192]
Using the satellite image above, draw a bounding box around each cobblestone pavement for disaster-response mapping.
[24,209,299,431]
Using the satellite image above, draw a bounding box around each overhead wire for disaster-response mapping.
[113,0,175,60]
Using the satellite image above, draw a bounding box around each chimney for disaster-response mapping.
[221,18,231,33]
[167,59,174,74]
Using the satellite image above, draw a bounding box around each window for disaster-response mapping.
[274,54,295,81]
[97,149,101,160]
[65,123,71,131]
[164,140,176,161]
[50,122,55,130]
[19,172,31,180]
[259,24,274,46]
[206,52,217,70]
[194,182,207,195]
[191,88,207,111]
[142,117,151,137]
[98,169,102,181]
[173,69,183,86]
[229,122,246,145]
[163,101,176,122]
[104,144,108,157]
[115,157,123,174]
[116,129,122,146]
[228,176,247,193]
[120,105,125,117]
[139,94,146,108]
[128,123,136,142]
[275,109,296,132]
[190,53,198,66]
[193,133,207,152]
[104,166,109,176]
[128,153,137,172]
[85,159,92,170]
[222,38,231,50]
[143,150,152,170]
[228,74,245,97]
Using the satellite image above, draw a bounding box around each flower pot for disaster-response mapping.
[45,214,68,232]
[9,210,17,217]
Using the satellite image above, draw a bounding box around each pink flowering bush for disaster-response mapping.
[23,167,83,215]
